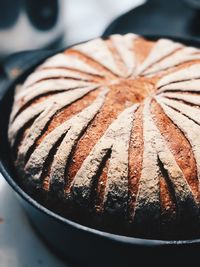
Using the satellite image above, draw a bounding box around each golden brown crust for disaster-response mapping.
[128,105,144,221]
[151,100,199,203]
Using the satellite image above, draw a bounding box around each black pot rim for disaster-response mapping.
[2,161,200,247]
[1,34,200,247]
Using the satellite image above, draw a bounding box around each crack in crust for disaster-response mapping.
[8,34,200,239]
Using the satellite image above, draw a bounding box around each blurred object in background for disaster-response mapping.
[185,0,200,9]
[104,0,200,41]
[65,0,145,45]
[0,0,66,59]
[0,0,144,84]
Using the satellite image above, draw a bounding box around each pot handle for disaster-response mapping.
[0,50,54,81]
[0,49,54,99]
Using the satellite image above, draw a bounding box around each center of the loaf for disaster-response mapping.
[108,77,156,104]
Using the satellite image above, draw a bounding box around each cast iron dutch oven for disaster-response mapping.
[1,36,200,267]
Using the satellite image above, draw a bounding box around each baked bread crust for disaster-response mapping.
[8,34,200,239]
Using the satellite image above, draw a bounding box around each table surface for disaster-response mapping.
[0,1,144,266]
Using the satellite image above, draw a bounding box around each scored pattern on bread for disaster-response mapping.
[155,97,200,183]
[24,88,108,186]
[9,85,99,146]
[8,34,200,237]
[71,104,139,215]
[134,98,199,226]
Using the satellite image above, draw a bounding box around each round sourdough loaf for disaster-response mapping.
[8,34,200,239]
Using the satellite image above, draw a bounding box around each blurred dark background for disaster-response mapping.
[0,0,143,59]
[1,0,200,61]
